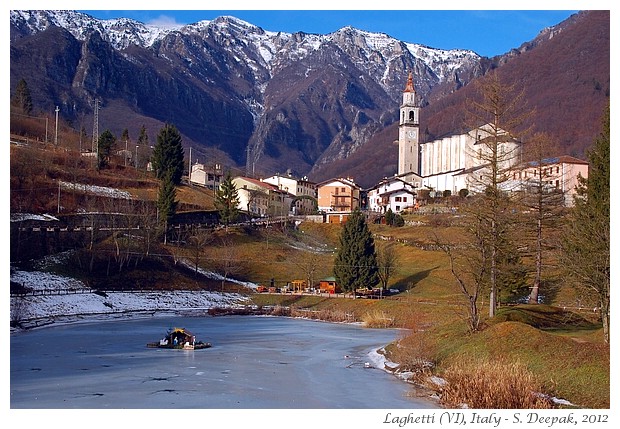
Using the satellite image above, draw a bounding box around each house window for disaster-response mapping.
[403,197,407,202]
[556,180,560,188]
[396,206,401,211]
[395,197,402,202]
[556,167,560,174]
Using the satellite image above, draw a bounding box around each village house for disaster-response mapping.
[189,162,223,190]
[366,176,417,214]
[510,156,589,207]
[316,177,362,222]
[262,173,317,215]
[232,176,294,217]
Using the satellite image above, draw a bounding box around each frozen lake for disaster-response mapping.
[10,315,437,409]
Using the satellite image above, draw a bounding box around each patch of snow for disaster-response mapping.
[177,259,259,289]
[10,213,59,222]
[59,181,133,199]
[429,375,448,387]
[10,265,251,328]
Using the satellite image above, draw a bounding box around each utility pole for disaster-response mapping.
[189,146,192,185]
[54,106,59,146]
[92,99,99,153]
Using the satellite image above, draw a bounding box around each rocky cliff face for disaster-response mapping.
[11,11,607,188]
[10,10,485,179]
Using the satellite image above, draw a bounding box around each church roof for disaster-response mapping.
[403,72,415,92]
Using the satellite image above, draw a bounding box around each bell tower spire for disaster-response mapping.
[398,72,420,176]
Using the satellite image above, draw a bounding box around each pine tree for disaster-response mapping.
[11,78,33,115]
[215,172,240,228]
[157,171,179,242]
[151,123,185,185]
[333,208,379,295]
[97,129,116,170]
[136,124,149,169]
[561,103,610,343]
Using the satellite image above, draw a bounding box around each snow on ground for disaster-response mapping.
[177,259,259,290]
[10,266,251,329]
[59,180,133,199]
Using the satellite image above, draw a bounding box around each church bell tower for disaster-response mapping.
[398,72,420,176]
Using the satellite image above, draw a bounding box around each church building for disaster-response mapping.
[396,72,522,196]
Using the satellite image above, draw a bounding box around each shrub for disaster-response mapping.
[361,309,394,328]
[437,358,553,409]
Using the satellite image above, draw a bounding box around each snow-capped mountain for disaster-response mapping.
[12,10,598,186]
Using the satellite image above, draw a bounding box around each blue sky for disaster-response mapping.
[80,8,580,58]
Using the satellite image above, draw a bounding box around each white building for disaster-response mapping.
[189,162,223,190]
[262,174,317,214]
[397,72,522,196]
[232,176,293,217]
[367,176,417,213]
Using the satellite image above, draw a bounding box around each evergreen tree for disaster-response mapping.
[157,170,179,242]
[11,78,33,115]
[151,123,185,185]
[561,103,610,343]
[384,208,395,226]
[97,129,116,170]
[136,125,149,169]
[215,171,240,228]
[121,128,130,165]
[333,208,379,295]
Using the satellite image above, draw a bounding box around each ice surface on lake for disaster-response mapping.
[11,315,437,409]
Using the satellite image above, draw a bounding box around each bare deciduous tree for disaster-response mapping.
[376,242,399,297]
[519,132,566,304]
[464,71,532,317]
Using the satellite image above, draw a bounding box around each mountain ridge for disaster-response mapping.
[10,10,608,187]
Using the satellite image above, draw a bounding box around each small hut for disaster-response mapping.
[319,277,339,294]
